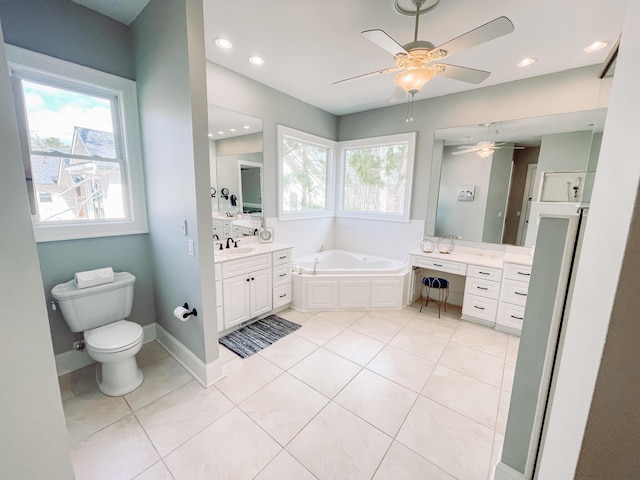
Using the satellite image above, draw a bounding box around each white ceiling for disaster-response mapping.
[75,0,628,117]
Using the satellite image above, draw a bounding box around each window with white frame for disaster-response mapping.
[7,46,147,242]
[337,133,416,222]
[277,125,335,219]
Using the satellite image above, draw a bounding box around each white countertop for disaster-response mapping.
[214,239,292,264]
[409,248,532,269]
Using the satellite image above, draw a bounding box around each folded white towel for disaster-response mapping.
[75,267,115,289]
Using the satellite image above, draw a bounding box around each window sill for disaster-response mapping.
[33,220,149,243]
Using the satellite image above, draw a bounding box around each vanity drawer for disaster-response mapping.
[273,284,292,308]
[464,277,500,300]
[504,263,532,282]
[273,264,291,286]
[462,294,498,325]
[496,303,525,334]
[413,256,466,276]
[467,264,502,282]
[222,253,272,278]
[273,249,292,265]
[500,278,530,306]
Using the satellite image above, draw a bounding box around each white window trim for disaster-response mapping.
[277,125,336,221]
[337,132,416,223]
[6,45,148,242]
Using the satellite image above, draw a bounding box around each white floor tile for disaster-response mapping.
[397,397,494,480]
[506,335,520,363]
[373,441,455,480]
[277,308,316,325]
[388,326,450,363]
[438,342,505,387]
[294,316,346,345]
[349,314,403,343]
[421,365,500,428]
[133,461,174,480]
[451,321,509,359]
[255,450,316,480]
[63,388,131,444]
[315,309,367,326]
[125,344,193,411]
[323,328,385,366]
[289,348,361,398]
[502,361,516,392]
[258,333,318,370]
[496,390,512,434]
[164,408,281,480]
[240,373,329,445]
[288,402,392,480]
[215,354,283,404]
[366,344,436,392]
[334,369,417,436]
[71,414,159,480]
[135,380,234,456]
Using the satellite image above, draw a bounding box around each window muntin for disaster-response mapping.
[278,126,334,219]
[7,45,147,242]
[338,133,416,222]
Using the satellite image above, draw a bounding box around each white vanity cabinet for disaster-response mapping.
[221,254,272,329]
[461,264,502,326]
[496,263,532,335]
[272,250,292,309]
[217,246,293,332]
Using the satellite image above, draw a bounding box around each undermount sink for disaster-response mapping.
[218,247,255,255]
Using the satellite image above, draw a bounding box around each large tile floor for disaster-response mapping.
[59,302,519,480]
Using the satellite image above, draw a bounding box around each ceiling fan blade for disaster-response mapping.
[435,16,514,59]
[333,67,399,85]
[452,148,479,155]
[437,64,491,84]
[362,29,408,56]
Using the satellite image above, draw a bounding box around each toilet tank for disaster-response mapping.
[51,272,136,332]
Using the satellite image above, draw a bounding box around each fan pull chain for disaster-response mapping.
[406,93,415,123]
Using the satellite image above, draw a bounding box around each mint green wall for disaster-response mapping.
[0,0,155,356]
[0,0,135,79]
[133,0,217,363]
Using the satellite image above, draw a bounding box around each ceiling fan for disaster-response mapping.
[452,123,525,158]
[334,0,514,99]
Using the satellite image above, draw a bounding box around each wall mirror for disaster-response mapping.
[208,105,263,216]
[430,108,607,247]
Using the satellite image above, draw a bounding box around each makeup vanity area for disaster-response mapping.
[410,246,532,335]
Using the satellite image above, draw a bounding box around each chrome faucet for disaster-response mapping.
[319,244,326,252]
[312,258,319,276]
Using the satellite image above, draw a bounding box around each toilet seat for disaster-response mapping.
[85,320,143,353]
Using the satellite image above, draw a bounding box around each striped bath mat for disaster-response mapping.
[219,315,301,358]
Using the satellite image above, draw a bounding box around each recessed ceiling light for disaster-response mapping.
[207,133,213,138]
[243,125,250,129]
[584,40,608,53]
[229,128,237,132]
[217,131,224,135]
[249,56,264,65]
[214,37,232,49]
[517,57,537,67]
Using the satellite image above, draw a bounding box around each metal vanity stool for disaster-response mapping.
[420,276,449,318]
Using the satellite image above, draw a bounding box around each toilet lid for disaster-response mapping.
[85,320,143,352]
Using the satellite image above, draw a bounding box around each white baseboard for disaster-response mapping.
[155,324,224,387]
[493,462,525,480]
[55,323,157,376]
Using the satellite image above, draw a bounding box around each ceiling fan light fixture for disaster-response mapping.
[393,67,435,95]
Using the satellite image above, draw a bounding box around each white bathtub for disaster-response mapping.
[291,249,410,311]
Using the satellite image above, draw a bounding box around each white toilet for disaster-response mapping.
[52,272,144,396]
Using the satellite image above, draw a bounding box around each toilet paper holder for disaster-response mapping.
[180,303,197,318]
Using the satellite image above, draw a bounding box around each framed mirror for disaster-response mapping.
[208,105,263,216]
[431,108,607,247]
